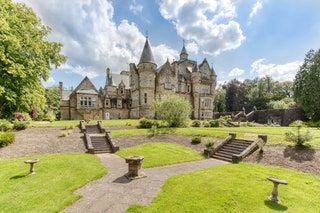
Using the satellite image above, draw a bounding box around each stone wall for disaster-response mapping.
[213,108,306,126]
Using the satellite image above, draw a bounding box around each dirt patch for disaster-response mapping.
[0,127,86,159]
[245,145,320,176]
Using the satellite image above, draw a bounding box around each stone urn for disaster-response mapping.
[125,156,146,180]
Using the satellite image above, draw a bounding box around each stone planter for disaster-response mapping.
[125,156,147,180]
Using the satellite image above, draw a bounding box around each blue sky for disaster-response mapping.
[17,0,320,89]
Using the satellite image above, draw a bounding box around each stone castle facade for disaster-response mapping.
[60,38,217,120]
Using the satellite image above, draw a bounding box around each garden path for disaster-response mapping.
[63,154,227,213]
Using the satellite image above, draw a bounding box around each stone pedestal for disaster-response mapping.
[267,177,288,203]
[125,156,146,180]
[24,159,39,175]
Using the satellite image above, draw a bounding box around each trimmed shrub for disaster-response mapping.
[191,120,201,127]
[209,120,220,127]
[0,132,15,147]
[191,136,202,144]
[205,141,215,149]
[12,120,29,130]
[0,119,13,131]
[203,121,210,127]
[289,120,306,127]
[305,120,320,127]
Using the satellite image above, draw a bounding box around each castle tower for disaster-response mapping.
[180,42,188,61]
[137,37,157,118]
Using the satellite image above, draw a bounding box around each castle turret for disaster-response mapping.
[137,37,157,118]
[180,43,188,61]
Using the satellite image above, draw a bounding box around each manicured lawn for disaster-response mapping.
[30,119,139,127]
[111,127,320,147]
[127,163,320,213]
[117,142,204,168]
[0,153,107,213]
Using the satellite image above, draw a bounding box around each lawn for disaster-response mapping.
[127,163,320,213]
[30,119,139,128]
[0,153,107,213]
[111,127,320,147]
[117,142,204,168]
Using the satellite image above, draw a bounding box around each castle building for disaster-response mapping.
[60,38,217,120]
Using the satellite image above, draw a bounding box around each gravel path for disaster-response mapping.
[63,154,227,213]
[0,128,86,158]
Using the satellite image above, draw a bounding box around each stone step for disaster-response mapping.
[218,150,238,156]
[214,152,232,159]
[223,144,247,150]
[94,150,112,154]
[212,155,232,162]
[220,148,243,154]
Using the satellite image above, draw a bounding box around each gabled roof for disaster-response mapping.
[139,38,155,65]
[72,76,99,95]
[110,73,130,89]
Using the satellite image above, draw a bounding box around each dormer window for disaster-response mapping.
[164,79,172,89]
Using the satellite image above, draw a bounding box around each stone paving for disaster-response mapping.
[63,154,227,213]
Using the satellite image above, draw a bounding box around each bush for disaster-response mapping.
[13,112,32,121]
[153,95,191,127]
[12,120,29,130]
[209,120,219,127]
[219,115,232,122]
[0,119,13,131]
[305,120,320,128]
[191,120,201,127]
[0,132,15,147]
[139,118,155,128]
[203,121,210,127]
[205,141,215,149]
[43,111,56,122]
[191,136,202,144]
[285,125,313,147]
[289,120,306,127]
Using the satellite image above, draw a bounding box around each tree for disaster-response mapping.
[0,0,66,118]
[225,79,245,111]
[294,49,320,120]
[45,86,60,116]
[214,86,226,112]
[152,95,191,127]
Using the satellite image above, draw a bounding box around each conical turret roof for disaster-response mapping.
[139,38,155,65]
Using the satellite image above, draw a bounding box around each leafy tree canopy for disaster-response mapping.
[294,49,320,120]
[45,86,60,116]
[0,0,66,118]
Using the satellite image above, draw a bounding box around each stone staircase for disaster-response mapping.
[90,135,113,154]
[80,121,119,154]
[212,139,253,162]
[211,133,267,163]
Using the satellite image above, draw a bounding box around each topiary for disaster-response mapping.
[138,118,154,128]
[203,121,210,127]
[0,132,15,147]
[191,120,201,127]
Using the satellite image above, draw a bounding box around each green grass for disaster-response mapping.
[0,153,107,213]
[111,127,320,147]
[117,142,204,168]
[127,163,320,213]
[30,119,139,128]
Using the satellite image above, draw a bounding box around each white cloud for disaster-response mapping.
[186,41,199,54]
[159,0,245,56]
[129,0,143,15]
[16,0,177,78]
[250,58,302,81]
[228,67,245,78]
[249,1,263,19]
[42,77,56,87]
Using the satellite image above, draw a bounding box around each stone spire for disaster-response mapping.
[105,68,113,87]
[139,37,155,65]
[180,40,188,60]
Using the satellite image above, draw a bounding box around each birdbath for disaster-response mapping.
[125,156,146,180]
[24,159,39,175]
[267,176,288,203]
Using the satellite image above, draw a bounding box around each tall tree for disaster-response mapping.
[225,79,245,111]
[294,49,320,120]
[0,0,66,118]
[214,86,226,112]
[45,86,60,116]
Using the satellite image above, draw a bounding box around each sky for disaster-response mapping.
[15,0,320,89]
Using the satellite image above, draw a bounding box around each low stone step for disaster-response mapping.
[94,150,111,154]
[214,152,232,159]
[218,150,238,156]
[219,149,242,155]
[212,155,232,162]
[225,143,249,148]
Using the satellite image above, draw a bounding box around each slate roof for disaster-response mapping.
[110,73,130,89]
[139,38,155,65]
